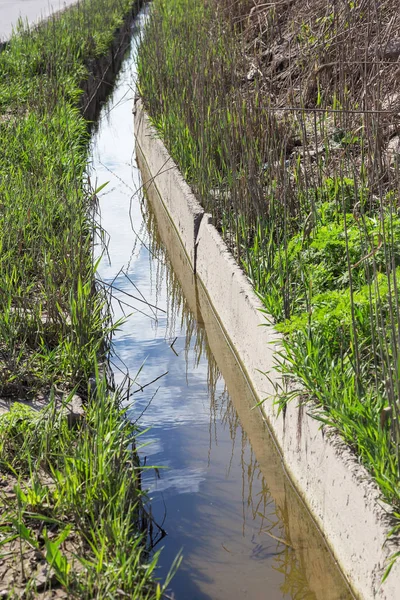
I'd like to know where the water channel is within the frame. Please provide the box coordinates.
[91,8,353,600]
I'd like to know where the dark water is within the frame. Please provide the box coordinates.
[90,9,353,600]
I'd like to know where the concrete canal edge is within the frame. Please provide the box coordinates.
[134,97,400,600]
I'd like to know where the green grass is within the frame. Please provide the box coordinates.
[0,0,168,595]
[138,0,400,577]
[0,376,167,598]
[0,0,139,397]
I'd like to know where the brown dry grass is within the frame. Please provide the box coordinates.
[231,0,400,108]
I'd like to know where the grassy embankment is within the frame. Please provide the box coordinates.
[138,0,400,574]
[0,1,166,596]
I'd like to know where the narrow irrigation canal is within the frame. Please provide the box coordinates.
[91,9,353,600]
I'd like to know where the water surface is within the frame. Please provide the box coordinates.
[91,10,353,600]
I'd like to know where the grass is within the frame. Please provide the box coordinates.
[138,0,400,578]
[0,376,166,597]
[0,0,168,595]
[0,0,137,398]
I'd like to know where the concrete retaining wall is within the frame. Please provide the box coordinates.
[134,106,203,267]
[81,4,141,124]
[137,144,353,599]
[134,97,400,600]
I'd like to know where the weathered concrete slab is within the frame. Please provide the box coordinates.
[0,0,77,42]
[134,99,204,269]
[137,145,203,323]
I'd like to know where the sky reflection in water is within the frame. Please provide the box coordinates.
[90,10,352,600]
